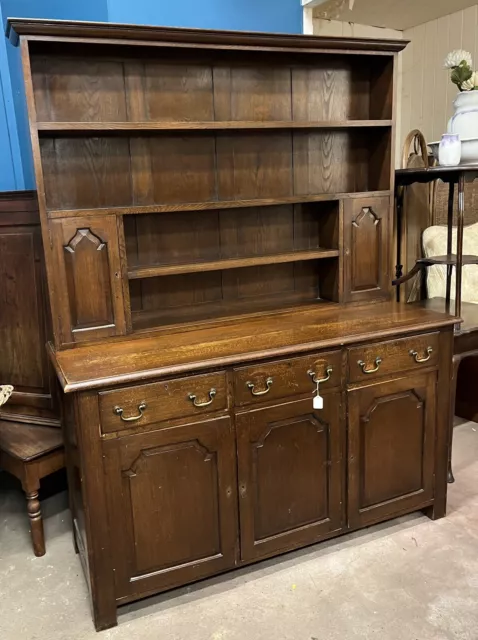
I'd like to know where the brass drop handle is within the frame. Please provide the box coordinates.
[409,347,433,363]
[189,388,216,407]
[246,377,273,396]
[308,366,333,384]
[357,357,382,374]
[113,402,147,422]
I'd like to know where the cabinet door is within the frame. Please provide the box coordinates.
[348,372,436,528]
[103,416,238,599]
[236,394,345,562]
[49,216,130,346]
[343,197,391,303]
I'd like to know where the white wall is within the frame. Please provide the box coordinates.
[310,16,403,40]
[400,5,478,154]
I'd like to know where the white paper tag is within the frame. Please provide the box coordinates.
[313,394,323,410]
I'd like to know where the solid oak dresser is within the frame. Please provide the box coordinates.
[8,18,456,631]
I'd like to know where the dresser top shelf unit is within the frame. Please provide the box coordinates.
[9,18,406,349]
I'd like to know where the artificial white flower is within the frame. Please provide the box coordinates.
[444,49,473,69]
[461,70,478,90]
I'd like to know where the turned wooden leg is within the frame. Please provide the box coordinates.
[448,355,461,484]
[26,490,45,557]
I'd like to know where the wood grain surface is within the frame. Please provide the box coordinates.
[49,302,457,392]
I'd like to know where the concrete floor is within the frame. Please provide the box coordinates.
[1,420,478,640]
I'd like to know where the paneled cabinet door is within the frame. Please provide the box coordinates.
[102,416,238,600]
[0,202,58,425]
[348,372,437,528]
[343,197,391,303]
[49,216,130,346]
[236,394,345,562]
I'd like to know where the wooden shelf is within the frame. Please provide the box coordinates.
[394,254,478,287]
[416,254,478,266]
[132,293,331,333]
[128,248,339,280]
[48,191,391,219]
[37,120,393,133]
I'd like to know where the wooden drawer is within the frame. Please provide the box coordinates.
[234,351,342,407]
[347,333,439,384]
[99,372,227,434]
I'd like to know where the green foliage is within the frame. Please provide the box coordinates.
[451,61,473,91]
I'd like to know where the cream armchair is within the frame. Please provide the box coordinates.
[0,385,13,406]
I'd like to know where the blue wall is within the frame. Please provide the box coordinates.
[107,0,302,34]
[1,0,109,189]
[0,0,302,192]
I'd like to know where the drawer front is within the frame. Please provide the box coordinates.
[348,333,439,384]
[99,372,227,433]
[234,351,342,407]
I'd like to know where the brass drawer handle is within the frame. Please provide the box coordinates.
[113,402,147,422]
[409,347,433,363]
[308,366,333,384]
[189,388,216,407]
[246,377,273,396]
[357,357,382,374]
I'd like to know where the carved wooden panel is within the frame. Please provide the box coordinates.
[103,416,238,599]
[64,228,113,330]
[351,207,381,291]
[124,440,220,574]
[236,394,345,561]
[253,413,328,539]
[343,197,391,303]
[0,191,58,425]
[0,227,45,389]
[50,216,129,345]
[348,372,437,528]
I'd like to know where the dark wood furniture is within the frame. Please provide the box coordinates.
[0,190,59,426]
[8,19,457,631]
[0,190,63,556]
[394,165,478,482]
[0,420,64,556]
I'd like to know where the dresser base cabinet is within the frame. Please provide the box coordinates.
[60,319,455,631]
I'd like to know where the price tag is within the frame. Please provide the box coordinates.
[313,381,323,410]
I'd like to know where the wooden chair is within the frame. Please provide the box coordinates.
[0,419,65,556]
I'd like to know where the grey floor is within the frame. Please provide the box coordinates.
[1,420,478,640]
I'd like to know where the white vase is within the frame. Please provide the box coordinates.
[439,133,461,166]
[447,91,478,138]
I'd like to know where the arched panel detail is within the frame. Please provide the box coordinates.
[63,227,114,330]
[352,206,380,227]
[124,439,213,478]
[254,413,327,449]
[351,206,382,292]
[361,389,424,424]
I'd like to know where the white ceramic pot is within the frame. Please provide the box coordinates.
[429,137,478,164]
[447,91,478,138]
[438,133,461,166]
